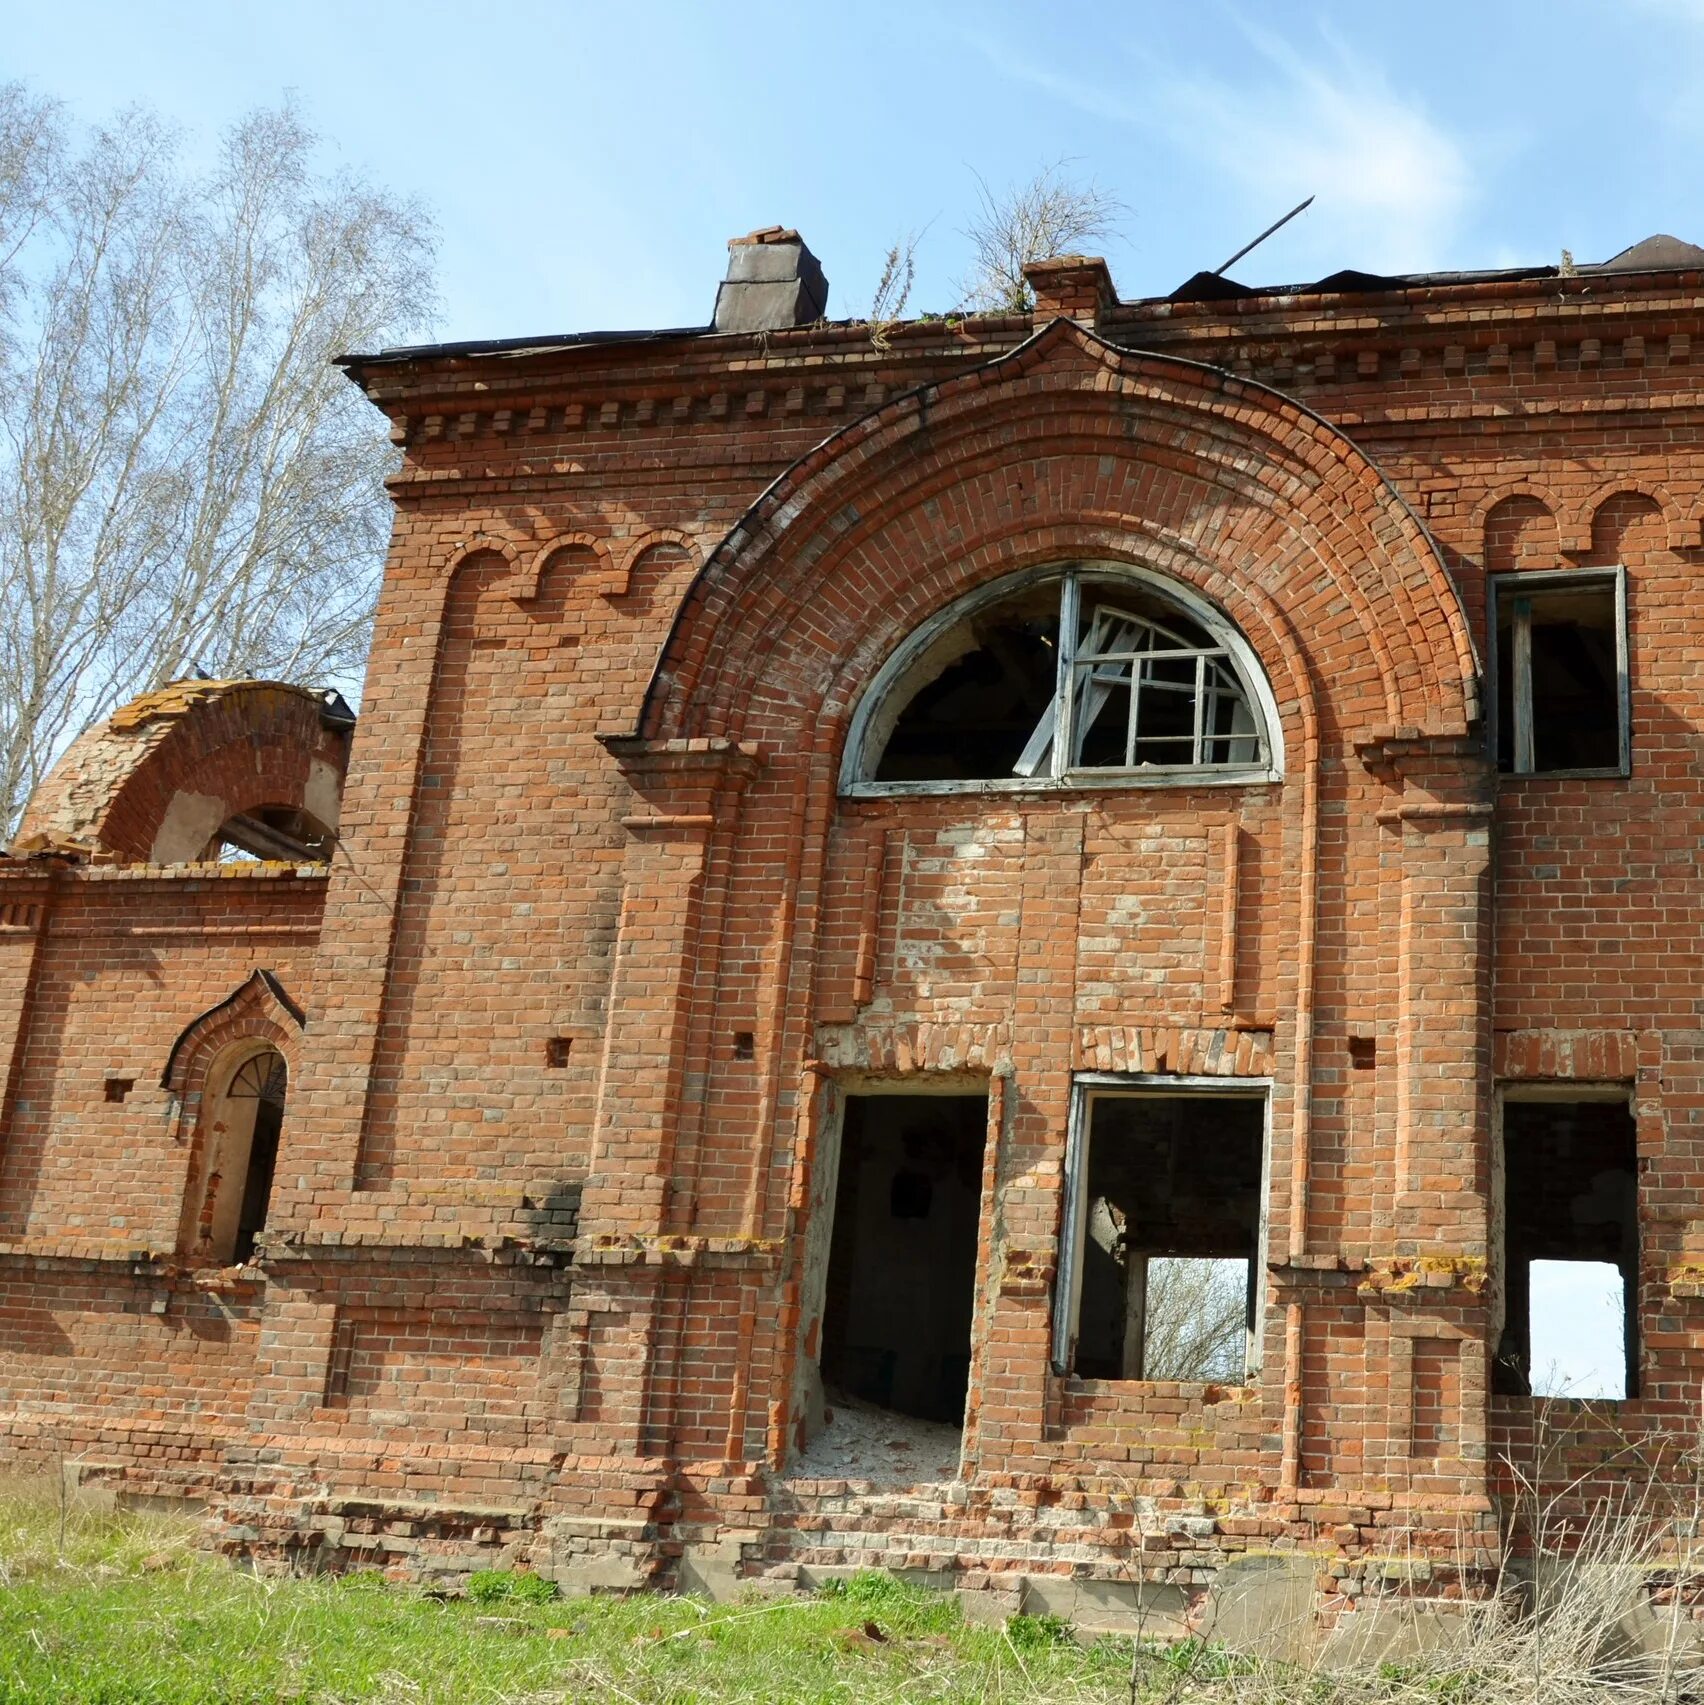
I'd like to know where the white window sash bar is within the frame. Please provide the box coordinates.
[1015,574,1265,778]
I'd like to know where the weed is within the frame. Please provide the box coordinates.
[1006,1610,1075,1650]
[467,1568,558,1606]
[9,1462,1704,1702]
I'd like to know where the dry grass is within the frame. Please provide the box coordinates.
[0,1472,201,1585]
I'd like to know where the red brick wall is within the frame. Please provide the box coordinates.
[0,870,322,1248]
[5,265,1704,1587]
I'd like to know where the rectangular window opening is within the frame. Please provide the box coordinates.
[1492,570,1627,775]
[1497,1094,1638,1400]
[802,1093,988,1484]
[1060,1088,1265,1384]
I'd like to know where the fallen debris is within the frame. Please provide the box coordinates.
[789,1388,962,1485]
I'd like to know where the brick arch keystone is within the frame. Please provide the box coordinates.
[636,318,1477,747]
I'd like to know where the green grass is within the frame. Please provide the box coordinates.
[23,1479,1625,1703]
[0,1482,1166,1703]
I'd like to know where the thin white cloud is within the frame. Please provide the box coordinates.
[974,19,1475,278]
[1627,0,1704,22]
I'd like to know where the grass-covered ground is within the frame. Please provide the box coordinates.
[0,1480,1213,1704]
[6,1476,1696,1702]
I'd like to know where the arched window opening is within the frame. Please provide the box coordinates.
[200,805,334,864]
[188,1047,287,1265]
[845,567,1277,792]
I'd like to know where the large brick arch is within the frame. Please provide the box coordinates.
[639,320,1477,752]
[15,680,353,864]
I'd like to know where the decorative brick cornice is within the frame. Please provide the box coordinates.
[570,1233,782,1269]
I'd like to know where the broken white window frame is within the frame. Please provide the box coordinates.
[1486,566,1630,779]
[1051,1073,1272,1386]
[1491,1078,1640,1403]
[839,562,1283,797]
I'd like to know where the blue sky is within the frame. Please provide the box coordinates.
[1529,1261,1627,1401]
[8,0,1704,344]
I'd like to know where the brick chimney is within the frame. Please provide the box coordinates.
[713,228,829,332]
[1022,254,1117,327]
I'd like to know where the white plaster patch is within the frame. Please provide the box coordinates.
[149,791,232,864]
[303,757,343,831]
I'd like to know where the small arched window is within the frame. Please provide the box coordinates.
[841,565,1280,793]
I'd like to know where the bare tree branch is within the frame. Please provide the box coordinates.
[958,159,1124,313]
[0,88,435,832]
[1139,1256,1248,1382]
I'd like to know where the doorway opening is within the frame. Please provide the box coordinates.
[804,1092,987,1481]
[184,1048,287,1265]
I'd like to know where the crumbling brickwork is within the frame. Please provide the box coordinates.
[5,234,1704,1624]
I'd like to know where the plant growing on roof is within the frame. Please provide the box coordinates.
[957,158,1124,313]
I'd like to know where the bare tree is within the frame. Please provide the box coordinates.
[1138,1256,1249,1382]
[0,89,435,833]
[958,159,1124,313]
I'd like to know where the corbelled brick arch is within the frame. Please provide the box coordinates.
[599,321,1489,1480]
[14,680,354,865]
[638,319,1479,753]
[160,968,306,1098]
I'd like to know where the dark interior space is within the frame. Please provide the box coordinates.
[1496,1095,1638,1398]
[819,1093,988,1423]
[1495,579,1621,772]
[233,1095,283,1264]
[1073,1093,1263,1382]
[225,1051,287,1265]
[873,584,1059,781]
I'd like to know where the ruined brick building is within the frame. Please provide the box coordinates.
[4,226,1704,1630]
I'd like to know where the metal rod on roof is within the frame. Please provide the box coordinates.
[1214,195,1315,277]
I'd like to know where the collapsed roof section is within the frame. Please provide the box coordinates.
[11,680,355,866]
